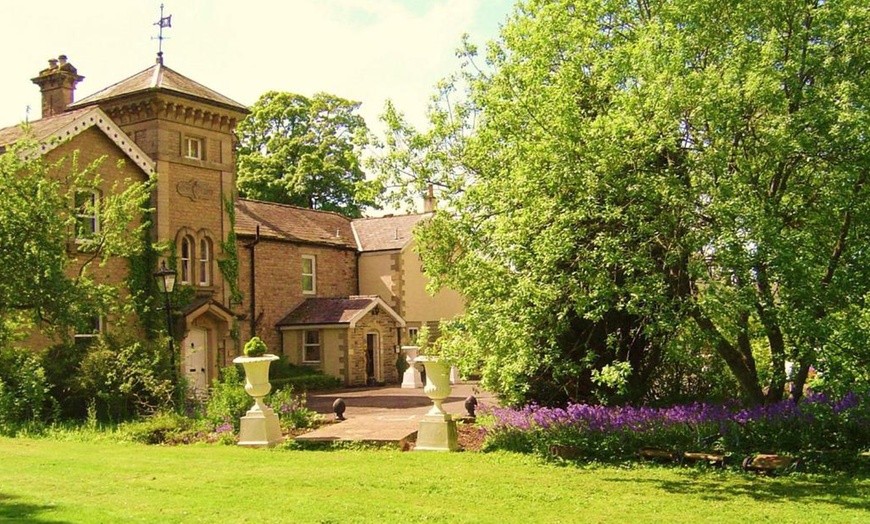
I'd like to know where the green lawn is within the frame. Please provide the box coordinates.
[1,438,868,523]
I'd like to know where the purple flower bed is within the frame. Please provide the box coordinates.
[482,391,870,467]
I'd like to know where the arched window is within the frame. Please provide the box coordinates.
[180,236,194,284]
[198,238,211,286]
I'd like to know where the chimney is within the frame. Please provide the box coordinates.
[31,55,84,118]
[423,184,437,213]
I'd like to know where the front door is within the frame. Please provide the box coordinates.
[366,333,380,384]
[182,328,209,397]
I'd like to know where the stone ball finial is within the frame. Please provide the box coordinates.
[333,398,347,421]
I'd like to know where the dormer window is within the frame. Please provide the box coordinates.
[184,136,203,160]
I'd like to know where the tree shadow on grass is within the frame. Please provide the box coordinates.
[601,472,870,512]
[0,493,72,524]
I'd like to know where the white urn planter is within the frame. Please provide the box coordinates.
[233,354,282,447]
[413,356,458,451]
[401,346,423,389]
[415,356,452,415]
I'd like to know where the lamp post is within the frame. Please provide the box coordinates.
[154,260,177,376]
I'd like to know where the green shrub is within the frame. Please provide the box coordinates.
[119,412,203,445]
[0,347,51,434]
[73,335,175,421]
[268,386,319,430]
[243,337,268,357]
[205,365,250,430]
[268,359,341,391]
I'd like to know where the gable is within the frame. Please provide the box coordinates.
[0,107,154,176]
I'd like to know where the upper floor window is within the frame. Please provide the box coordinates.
[184,136,203,160]
[303,330,321,363]
[74,314,103,346]
[74,190,100,242]
[180,236,194,284]
[198,238,211,286]
[302,255,316,295]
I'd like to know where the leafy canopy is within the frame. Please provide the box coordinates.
[376,0,870,406]
[236,91,381,217]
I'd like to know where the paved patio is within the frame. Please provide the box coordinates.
[297,382,496,444]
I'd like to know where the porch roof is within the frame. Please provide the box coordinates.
[276,295,404,329]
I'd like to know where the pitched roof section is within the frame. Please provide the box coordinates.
[0,107,93,147]
[69,63,247,113]
[351,213,432,252]
[0,106,155,175]
[276,296,404,328]
[235,198,356,249]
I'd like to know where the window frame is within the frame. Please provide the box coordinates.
[180,235,194,284]
[301,254,317,295]
[74,315,103,341]
[74,189,100,243]
[198,237,211,286]
[408,327,420,345]
[184,136,204,160]
[302,330,321,363]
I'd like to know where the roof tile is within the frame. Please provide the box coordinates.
[69,63,247,112]
[276,297,377,326]
[235,198,356,249]
[351,213,431,252]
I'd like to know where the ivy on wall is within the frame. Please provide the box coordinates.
[126,210,162,340]
[218,197,243,306]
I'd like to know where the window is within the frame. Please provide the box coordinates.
[408,327,420,345]
[74,315,103,345]
[198,238,211,286]
[303,330,321,363]
[301,255,316,294]
[74,190,100,242]
[184,136,203,160]
[180,236,193,284]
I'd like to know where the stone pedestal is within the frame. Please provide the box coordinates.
[401,345,423,389]
[415,413,458,452]
[238,400,282,447]
[449,366,460,384]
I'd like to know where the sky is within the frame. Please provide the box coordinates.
[0,0,516,136]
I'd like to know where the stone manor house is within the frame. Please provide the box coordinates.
[0,55,463,392]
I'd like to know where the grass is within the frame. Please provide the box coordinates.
[0,437,868,523]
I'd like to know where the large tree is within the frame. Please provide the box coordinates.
[236,91,380,217]
[375,0,870,405]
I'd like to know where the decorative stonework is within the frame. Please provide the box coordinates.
[177,179,215,201]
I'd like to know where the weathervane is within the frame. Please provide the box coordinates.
[153,3,172,65]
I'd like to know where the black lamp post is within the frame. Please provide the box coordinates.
[154,260,177,375]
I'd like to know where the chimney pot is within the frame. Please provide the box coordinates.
[423,183,437,213]
[31,55,84,118]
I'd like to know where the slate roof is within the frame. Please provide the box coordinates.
[69,63,248,113]
[234,198,356,249]
[351,213,432,252]
[0,107,97,148]
[275,296,379,327]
